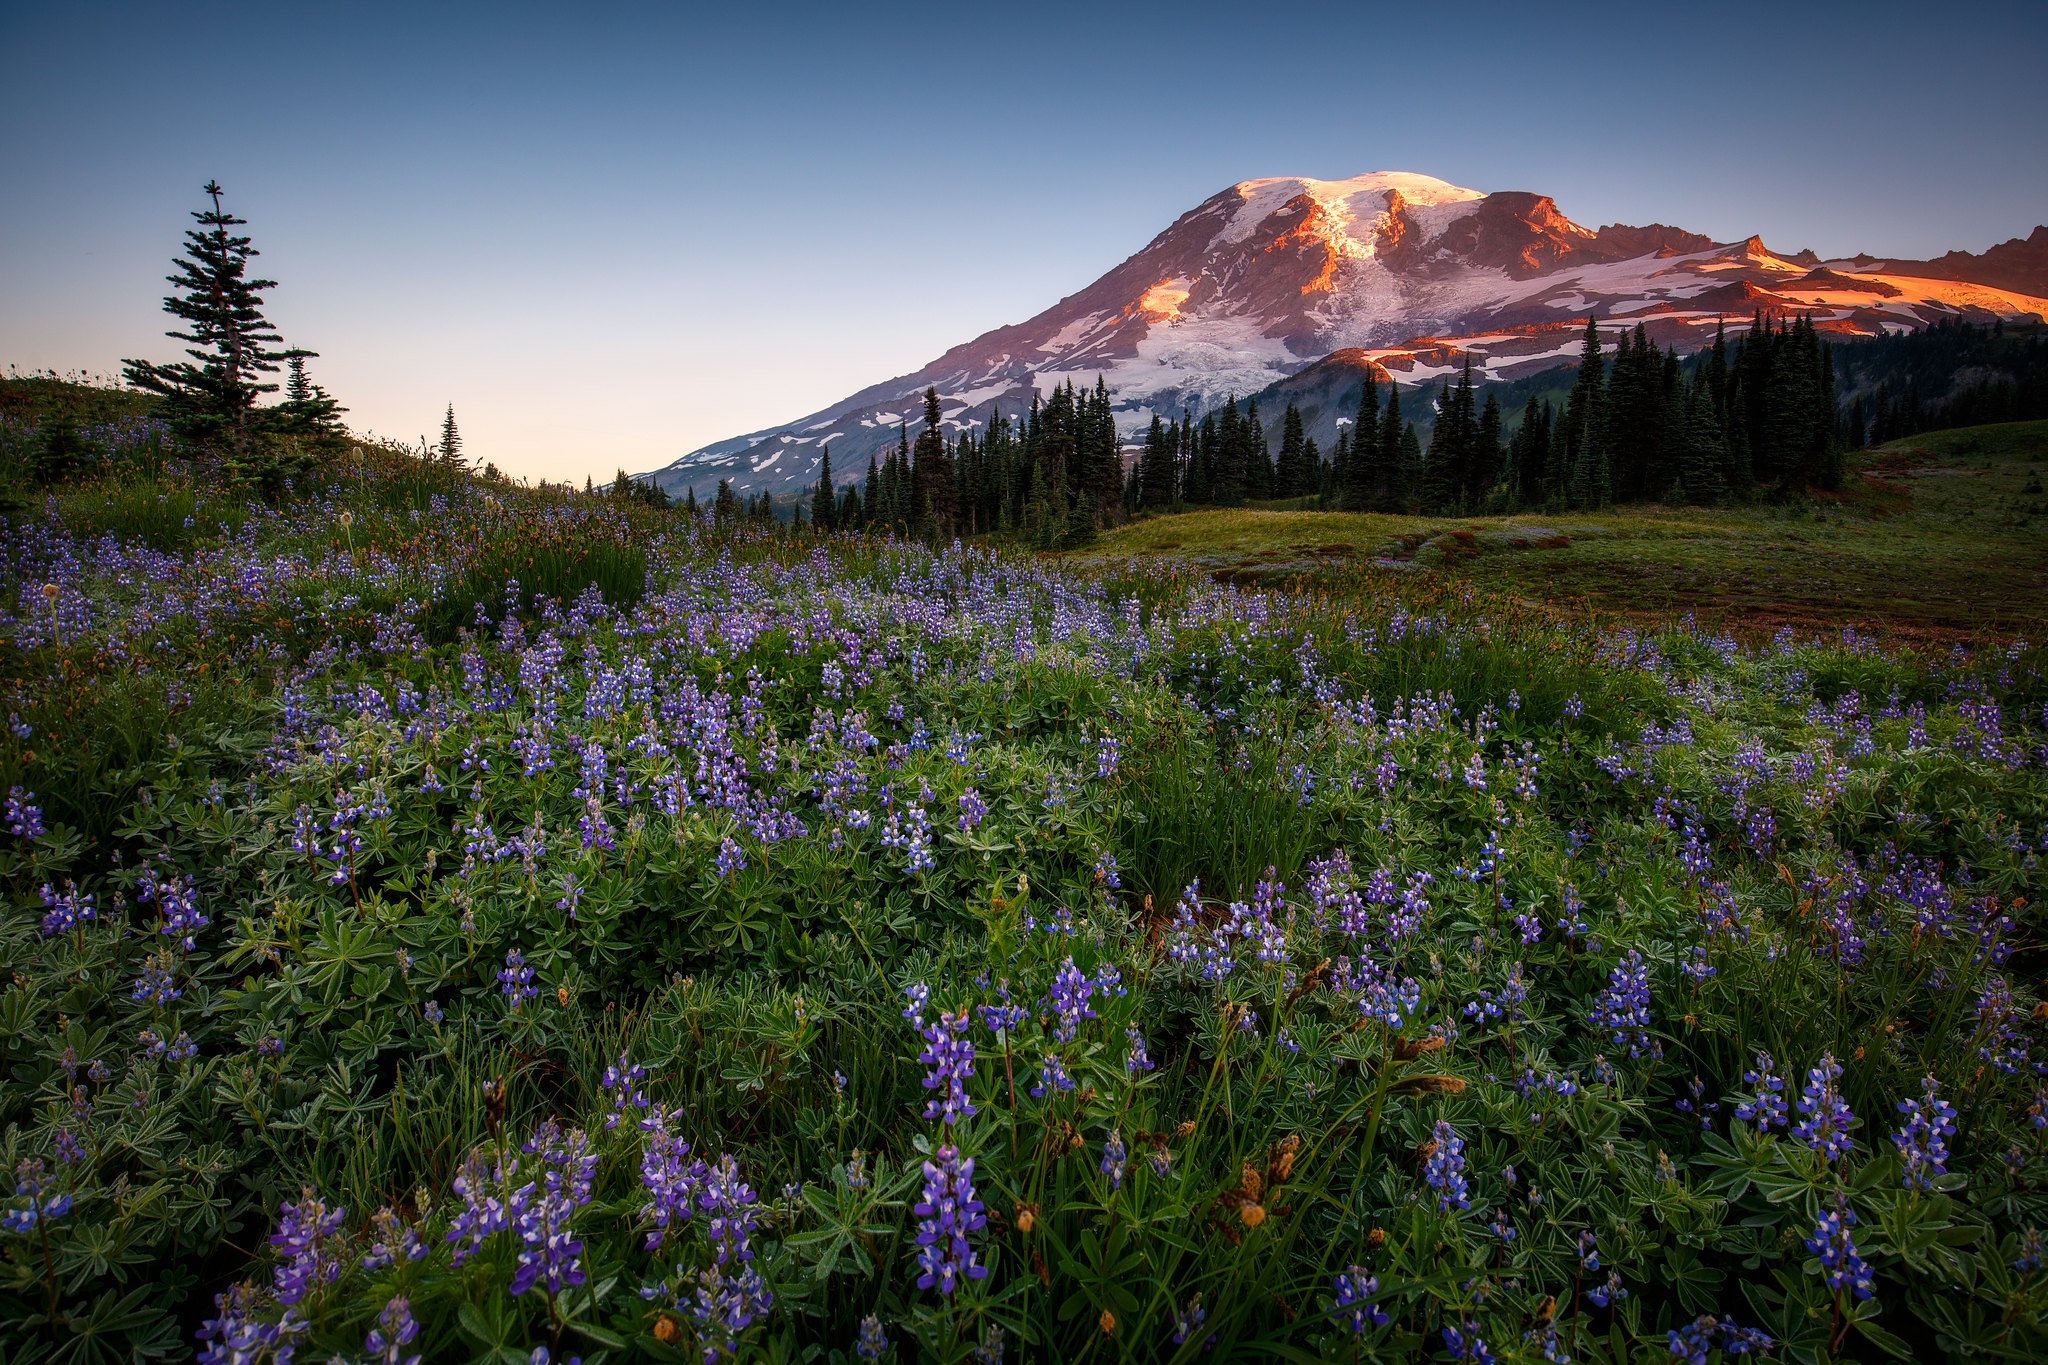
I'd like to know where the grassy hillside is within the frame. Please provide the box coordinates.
[1079,421,2048,641]
[2,393,2044,1363]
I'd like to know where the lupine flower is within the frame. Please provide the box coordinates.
[361,1206,426,1270]
[2,1158,73,1233]
[2015,1228,2042,1272]
[639,1109,709,1250]
[912,1145,986,1295]
[698,1153,759,1266]
[1734,1052,1788,1130]
[5,787,44,840]
[509,1121,598,1297]
[269,1188,346,1305]
[38,882,95,938]
[1893,1075,1957,1191]
[365,1296,422,1365]
[1588,948,1656,1059]
[918,1010,977,1127]
[603,1052,650,1130]
[447,1147,519,1265]
[1100,1130,1127,1190]
[957,788,987,830]
[132,950,183,1005]
[196,1284,307,1365]
[1047,957,1098,1042]
[498,949,539,1007]
[855,1314,889,1361]
[1587,1271,1629,1308]
[1425,1119,1469,1211]
[978,980,1029,1037]
[902,982,929,1030]
[1124,1025,1156,1074]
[1792,1053,1856,1162]
[1667,1314,1774,1363]
[687,1265,773,1361]
[1443,1321,1495,1363]
[1674,1074,1718,1132]
[1333,1267,1388,1332]
[1804,1204,1874,1300]
[974,1323,1007,1364]
[1030,1051,1074,1097]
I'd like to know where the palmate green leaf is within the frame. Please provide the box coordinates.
[1846,1295,1914,1360]
[45,1285,181,1365]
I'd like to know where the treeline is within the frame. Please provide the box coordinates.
[1839,319,2048,445]
[1123,314,1846,514]
[776,314,2035,537]
[799,382,1127,546]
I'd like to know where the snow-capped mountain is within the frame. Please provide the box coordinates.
[645,172,2048,501]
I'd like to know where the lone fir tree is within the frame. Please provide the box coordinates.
[440,405,462,465]
[123,181,290,463]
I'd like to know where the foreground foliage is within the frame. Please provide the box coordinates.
[1,448,2045,1364]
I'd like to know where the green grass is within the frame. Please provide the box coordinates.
[1082,422,2048,641]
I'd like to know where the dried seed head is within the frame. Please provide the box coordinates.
[1268,1134,1300,1184]
[1239,1201,1266,1228]
[1240,1162,1263,1202]
[1099,1309,1115,1335]
[557,985,571,1007]
[1014,1202,1037,1234]
[1175,1120,1196,1139]
[653,1314,682,1344]
[1367,1227,1386,1248]
[41,583,60,602]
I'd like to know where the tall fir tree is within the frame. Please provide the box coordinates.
[910,387,956,533]
[1275,403,1306,498]
[1473,391,1502,506]
[1342,377,1380,511]
[123,181,293,473]
[1376,383,1407,513]
[1559,319,1607,506]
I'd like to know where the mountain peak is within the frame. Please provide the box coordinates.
[644,176,2048,501]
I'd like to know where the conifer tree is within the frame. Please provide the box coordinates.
[1398,423,1424,507]
[714,478,738,523]
[1558,318,1606,505]
[275,350,348,451]
[1377,384,1407,513]
[1473,391,1502,506]
[1342,378,1380,511]
[1245,399,1269,500]
[863,454,881,524]
[124,181,292,466]
[910,387,956,534]
[1275,404,1306,498]
[438,405,462,465]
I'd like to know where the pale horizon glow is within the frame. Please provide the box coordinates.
[2,1,2043,484]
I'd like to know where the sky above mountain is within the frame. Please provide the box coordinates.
[4,0,2045,484]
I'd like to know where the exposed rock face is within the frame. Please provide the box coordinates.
[646,172,2048,502]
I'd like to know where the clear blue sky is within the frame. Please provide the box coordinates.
[4,0,2044,482]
